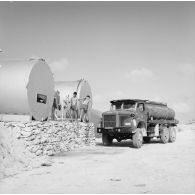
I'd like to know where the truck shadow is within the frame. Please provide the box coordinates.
[55,139,164,158]
[96,138,163,148]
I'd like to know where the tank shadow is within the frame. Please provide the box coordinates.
[54,148,123,157]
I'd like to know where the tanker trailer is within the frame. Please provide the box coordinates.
[55,79,92,120]
[145,101,175,120]
[0,59,54,121]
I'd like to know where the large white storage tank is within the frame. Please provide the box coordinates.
[55,79,92,118]
[0,59,55,121]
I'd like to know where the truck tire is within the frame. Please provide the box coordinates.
[143,137,151,143]
[169,127,176,143]
[132,128,143,148]
[102,133,113,146]
[160,127,169,143]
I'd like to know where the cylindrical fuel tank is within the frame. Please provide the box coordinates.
[0,59,55,121]
[145,101,175,120]
[55,79,92,117]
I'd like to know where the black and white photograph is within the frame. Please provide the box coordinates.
[0,1,195,194]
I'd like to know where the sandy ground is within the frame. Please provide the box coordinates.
[0,125,195,194]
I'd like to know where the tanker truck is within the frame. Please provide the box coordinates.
[97,99,179,148]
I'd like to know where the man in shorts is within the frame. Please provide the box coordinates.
[63,95,71,119]
[70,92,78,120]
[79,95,92,122]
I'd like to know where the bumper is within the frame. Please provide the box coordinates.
[97,126,135,134]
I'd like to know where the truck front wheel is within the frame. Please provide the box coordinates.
[169,127,176,142]
[102,133,113,146]
[132,128,143,148]
[160,127,169,143]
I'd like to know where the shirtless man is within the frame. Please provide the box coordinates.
[63,95,71,119]
[79,95,92,122]
[70,92,78,120]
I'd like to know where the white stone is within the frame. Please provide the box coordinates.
[36,150,42,156]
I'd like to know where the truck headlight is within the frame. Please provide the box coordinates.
[124,122,131,126]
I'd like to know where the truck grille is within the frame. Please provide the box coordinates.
[104,115,116,127]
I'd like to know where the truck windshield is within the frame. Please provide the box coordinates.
[111,103,122,110]
[123,102,136,109]
[111,101,136,110]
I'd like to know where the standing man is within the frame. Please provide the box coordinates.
[79,95,92,122]
[51,90,61,120]
[56,90,61,111]
[70,92,78,120]
[51,91,58,120]
[63,95,71,119]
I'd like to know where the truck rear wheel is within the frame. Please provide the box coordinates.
[160,127,169,143]
[143,137,151,143]
[132,128,143,148]
[102,133,113,146]
[169,127,176,142]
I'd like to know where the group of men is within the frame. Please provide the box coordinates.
[51,91,92,122]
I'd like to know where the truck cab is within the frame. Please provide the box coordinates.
[97,99,178,148]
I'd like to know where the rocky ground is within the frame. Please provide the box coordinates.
[0,121,95,179]
[0,124,195,193]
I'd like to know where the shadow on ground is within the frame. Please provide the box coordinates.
[96,138,163,148]
[54,138,164,158]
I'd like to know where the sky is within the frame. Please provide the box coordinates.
[0,1,195,123]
